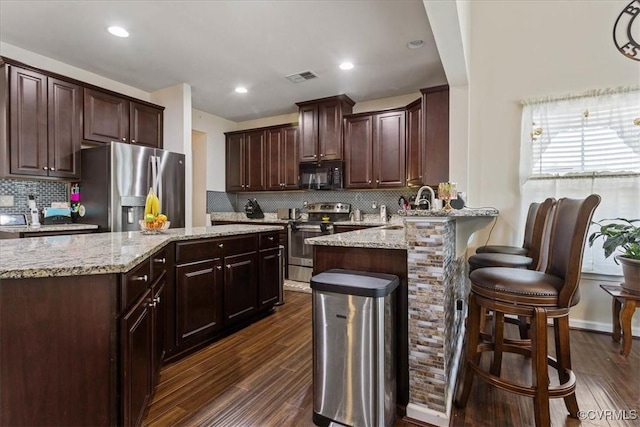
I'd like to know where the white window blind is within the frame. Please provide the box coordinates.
[520,88,640,275]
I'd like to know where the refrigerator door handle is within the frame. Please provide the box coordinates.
[156,156,163,213]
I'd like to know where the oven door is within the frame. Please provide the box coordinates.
[288,224,333,267]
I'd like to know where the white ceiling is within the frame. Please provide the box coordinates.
[0,0,447,122]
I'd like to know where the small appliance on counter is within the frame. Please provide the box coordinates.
[28,195,40,227]
[42,206,73,225]
[244,198,265,219]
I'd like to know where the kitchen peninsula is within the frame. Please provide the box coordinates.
[306,208,498,427]
[0,224,283,426]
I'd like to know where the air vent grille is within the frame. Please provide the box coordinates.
[285,70,318,83]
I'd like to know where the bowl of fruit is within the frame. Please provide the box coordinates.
[140,188,169,234]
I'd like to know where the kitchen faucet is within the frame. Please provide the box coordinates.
[416,185,436,210]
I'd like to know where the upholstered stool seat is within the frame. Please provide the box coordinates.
[476,245,529,255]
[455,195,601,427]
[468,253,533,270]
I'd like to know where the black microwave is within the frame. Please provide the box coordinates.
[299,161,344,190]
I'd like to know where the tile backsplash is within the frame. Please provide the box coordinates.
[207,188,424,214]
[0,179,68,215]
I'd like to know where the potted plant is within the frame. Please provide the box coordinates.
[589,218,640,295]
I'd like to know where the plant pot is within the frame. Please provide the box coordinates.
[617,255,640,296]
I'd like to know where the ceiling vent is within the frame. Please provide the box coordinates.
[285,70,318,83]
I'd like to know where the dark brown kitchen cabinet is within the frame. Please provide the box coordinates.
[225,129,266,192]
[421,85,449,185]
[266,125,299,190]
[1,64,81,180]
[344,108,406,189]
[84,88,163,148]
[224,251,258,324]
[405,98,422,187]
[175,258,224,346]
[258,247,281,309]
[296,94,354,162]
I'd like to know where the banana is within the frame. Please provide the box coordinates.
[145,188,156,216]
[152,194,160,216]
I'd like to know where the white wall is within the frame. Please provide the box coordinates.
[352,93,421,113]
[236,112,297,131]
[192,109,237,191]
[0,42,150,100]
[464,0,640,334]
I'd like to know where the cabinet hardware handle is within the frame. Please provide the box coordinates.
[368,180,371,184]
[122,138,127,142]
[376,179,379,184]
[268,236,274,241]
[132,139,136,143]
[226,264,232,269]
[419,175,422,178]
[43,166,49,170]
[320,153,324,157]
[313,154,317,158]
[50,167,55,171]
[153,257,166,264]
[154,296,161,304]
[218,243,224,248]
[216,265,222,270]
[133,274,148,282]
[148,301,156,308]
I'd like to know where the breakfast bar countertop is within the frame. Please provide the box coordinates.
[0,223,99,233]
[0,224,282,279]
[306,225,406,250]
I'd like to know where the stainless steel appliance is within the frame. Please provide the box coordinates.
[299,161,344,190]
[288,202,350,282]
[80,142,185,232]
[311,269,399,427]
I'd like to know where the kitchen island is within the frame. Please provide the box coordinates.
[306,208,498,426]
[0,224,283,427]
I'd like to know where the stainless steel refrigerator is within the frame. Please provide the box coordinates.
[80,142,185,232]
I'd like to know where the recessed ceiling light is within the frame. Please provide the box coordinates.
[339,62,354,70]
[108,26,129,38]
[235,87,248,94]
[407,40,424,49]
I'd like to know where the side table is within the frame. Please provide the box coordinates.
[600,284,640,356]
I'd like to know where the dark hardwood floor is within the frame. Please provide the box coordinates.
[142,291,639,427]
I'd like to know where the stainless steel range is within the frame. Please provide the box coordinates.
[288,202,350,282]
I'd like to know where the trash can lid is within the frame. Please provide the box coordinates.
[310,269,399,297]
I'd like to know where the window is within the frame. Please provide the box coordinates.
[520,88,640,275]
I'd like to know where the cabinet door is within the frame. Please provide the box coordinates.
[84,88,130,144]
[406,100,422,187]
[130,101,163,148]
[120,288,153,427]
[344,115,373,189]
[298,104,318,162]
[175,259,224,346]
[423,86,449,185]
[244,130,266,191]
[225,133,245,192]
[47,77,81,179]
[258,247,280,309]
[281,126,299,189]
[266,128,283,191]
[318,99,344,160]
[374,111,406,188]
[9,66,48,176]
[224,251,258,324]
[151,276,166,381]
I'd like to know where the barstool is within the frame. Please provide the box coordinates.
[454,195,601,427]
[475,201,543,256]
[469,198,555,272]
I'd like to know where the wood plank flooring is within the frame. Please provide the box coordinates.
[142,291,639,427]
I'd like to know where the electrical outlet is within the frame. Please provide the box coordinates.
[0,195,14,207]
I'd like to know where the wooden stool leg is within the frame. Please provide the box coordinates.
[612,297,622,342]
[554,317,578,418]
[490,311,505,376]
[531,307,551,427]
[620,300,636,357]
[455,293,482,408]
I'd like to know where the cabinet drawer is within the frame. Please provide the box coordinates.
[150,246,168,283]
[175,235,257,264]
[259,231,279,250]
[121,259,151,310]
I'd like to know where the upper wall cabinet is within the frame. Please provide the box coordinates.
[84,88,164,148]
[0,63,82,180]
[266,125,298,190]
[421,85,449,186]
[344,109,406,189]
[296,95,354,163]
[225,129,266,192]
[405,98,423,187]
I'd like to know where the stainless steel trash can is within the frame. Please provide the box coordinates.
[311,269,399,427]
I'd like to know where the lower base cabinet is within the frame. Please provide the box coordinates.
[259,247,281,309]
[224,252,258,324]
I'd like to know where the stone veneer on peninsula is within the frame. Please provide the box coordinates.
[306,207,498,426]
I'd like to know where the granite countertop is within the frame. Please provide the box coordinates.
[0,224,282,279]
[0,223,99,233]
[209,212,403,227]
[305,224,406,250]
[399,207,499,217]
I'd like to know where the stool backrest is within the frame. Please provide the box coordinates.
[522,202,541,251]
[527,198,556,271]
[544,195,601,307]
